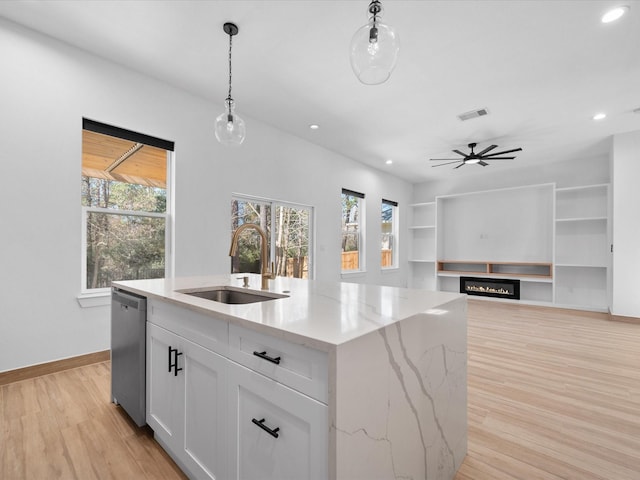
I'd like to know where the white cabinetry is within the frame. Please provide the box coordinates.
[147,322,227,480]
[146,298,328,480]
[409,183,611,311]
[554,184,610,309]
[408,202,436,289]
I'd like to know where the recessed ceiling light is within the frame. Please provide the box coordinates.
[593,112,607,120]
[385,159,393,165]
[602,5,629,23]
[309,124,320,130]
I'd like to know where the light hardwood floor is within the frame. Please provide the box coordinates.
[1,300,639,479]
[0,360,187,479]
[455,300,640,480]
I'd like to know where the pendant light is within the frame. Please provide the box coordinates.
[350,0,400,85]
[215,22,246,146]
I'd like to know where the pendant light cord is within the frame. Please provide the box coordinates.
[227,32,233,102]
[368,0,382,41]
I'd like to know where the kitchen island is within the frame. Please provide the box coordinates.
[113,274,467,480]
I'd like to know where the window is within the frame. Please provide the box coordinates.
[81,119,173,292]
[381,199,398,268]
[231,195,313,279]
[341,189,365,273]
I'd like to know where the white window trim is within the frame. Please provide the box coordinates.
[381,200,398,271]
[79,129,173,307]
[341,192,366,275]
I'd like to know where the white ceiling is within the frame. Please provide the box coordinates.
[1,0,639,183]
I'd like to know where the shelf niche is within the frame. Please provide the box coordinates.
[438,261,552,279]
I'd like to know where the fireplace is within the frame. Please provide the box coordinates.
[460,276,521,300]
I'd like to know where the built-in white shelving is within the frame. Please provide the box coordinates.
[408,183,611,311]
[408,203,436,288]
[553,184,610,310]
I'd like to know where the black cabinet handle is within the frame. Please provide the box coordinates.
[253,350,281,365]
[174,351,183,376]
[252,418,280,438]
[168,346,183,376]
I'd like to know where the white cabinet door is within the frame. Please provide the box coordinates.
[147,322,228,480]
[228,361,328,480]
[147,322,183,452]
[182,336,228,480]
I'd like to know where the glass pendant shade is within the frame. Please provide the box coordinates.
[350,16,399,85]
[215,99,246,146]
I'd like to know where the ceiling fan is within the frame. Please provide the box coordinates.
[430,142,522,168]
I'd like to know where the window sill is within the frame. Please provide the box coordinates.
[77,291,110,308]
[341,270,367,279]
[381,267,400,274]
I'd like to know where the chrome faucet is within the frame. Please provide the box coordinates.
[229,223,275,290]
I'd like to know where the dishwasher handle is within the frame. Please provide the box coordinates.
[112,289,146,311]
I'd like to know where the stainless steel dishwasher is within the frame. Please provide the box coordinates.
[111,287,147,426]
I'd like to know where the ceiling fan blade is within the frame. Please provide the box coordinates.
[478,160,489,166]
[452,149,468,157]
[482,147,522,157]
[477,145,498,156]
[481,156,516,160]
[430,158,462,161]
[431,160,463,167]
[454,162,465,169]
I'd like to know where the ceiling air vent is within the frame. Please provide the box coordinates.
[458,108,489,121]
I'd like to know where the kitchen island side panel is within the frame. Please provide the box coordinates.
[331,297,467,480]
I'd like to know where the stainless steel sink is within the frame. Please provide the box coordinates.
[177,286,288,305]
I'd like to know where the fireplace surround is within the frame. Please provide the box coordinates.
[460,276,521,300]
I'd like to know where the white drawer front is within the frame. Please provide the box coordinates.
[228,324,328,404]
[228,361,328,480]
[148,298,228,355]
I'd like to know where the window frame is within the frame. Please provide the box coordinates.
[79,119,174,298]
[341,188,366,275]
[80,206,168,295]
[231,194,315,280]
[381,198,399,270]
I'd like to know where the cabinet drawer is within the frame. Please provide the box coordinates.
[148,298,228,355]
[228,361,328,480]
[228,324,328,404]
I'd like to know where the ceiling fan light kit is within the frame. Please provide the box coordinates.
[350,0,400,85]
[215,22,246,146]
[430,143,523,169]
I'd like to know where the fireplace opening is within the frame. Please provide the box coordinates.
[460,276,521,300]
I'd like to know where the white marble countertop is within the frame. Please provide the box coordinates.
[113,274,464,351]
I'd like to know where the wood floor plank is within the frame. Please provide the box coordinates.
[60,423,101,480]
[21,409,76,479]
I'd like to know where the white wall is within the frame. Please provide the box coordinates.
[413,154,610,201]
[611,130,640,318]
[0,18,411,372]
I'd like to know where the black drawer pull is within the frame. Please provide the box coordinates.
[253,350,281,365]
[252,418,280,438]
